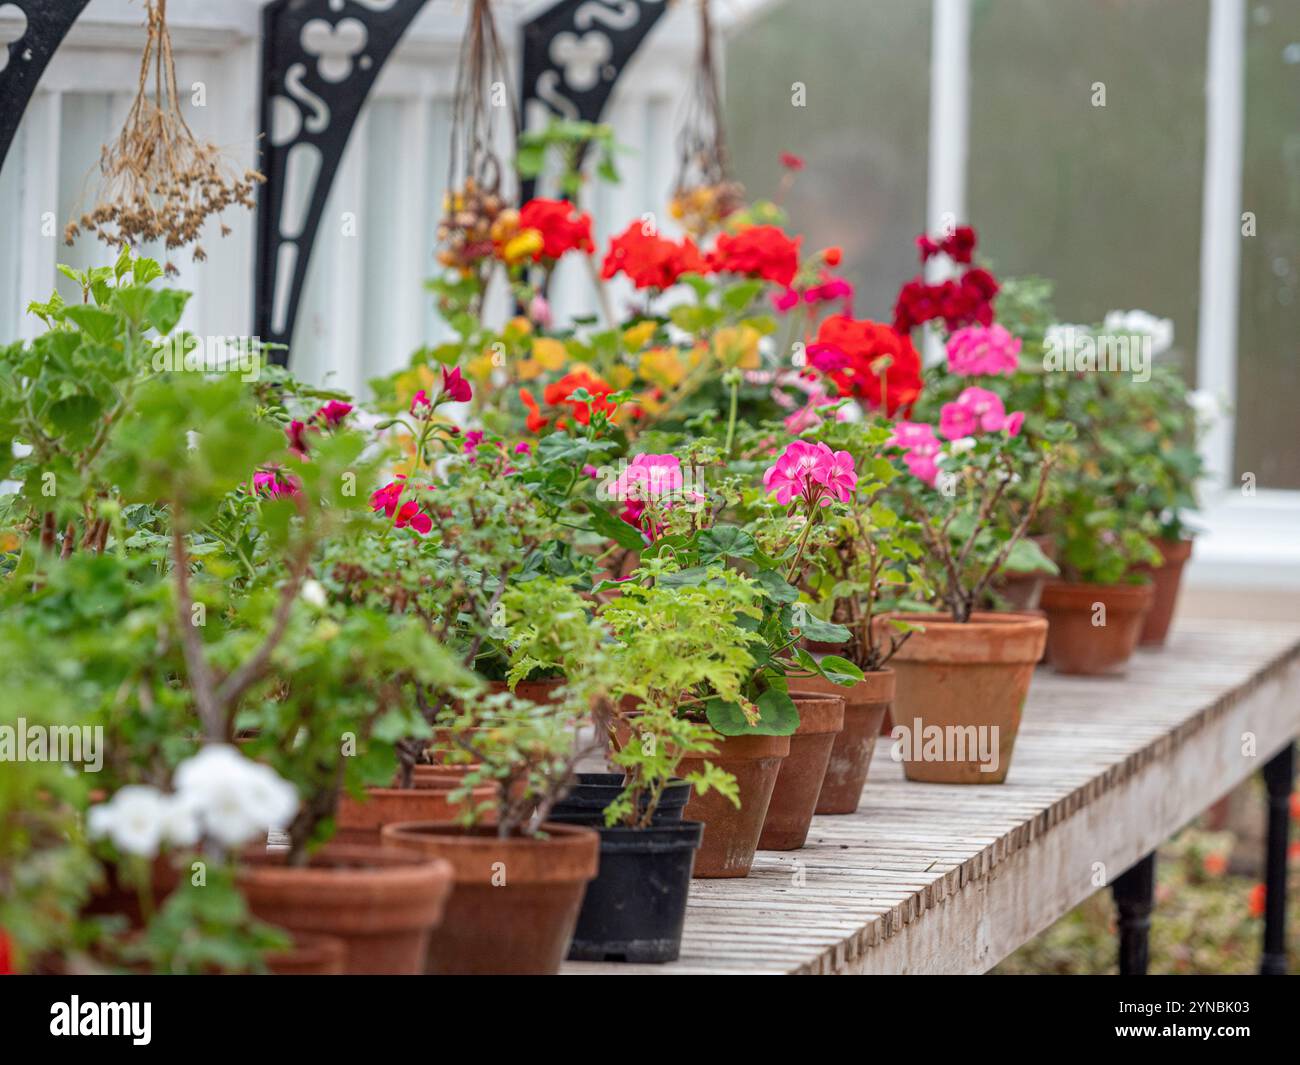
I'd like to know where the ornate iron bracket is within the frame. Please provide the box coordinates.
[254,0,435,361]
[518,0,668,202]
[0,0,94,171]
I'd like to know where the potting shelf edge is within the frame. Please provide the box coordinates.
[561,620,1300,975]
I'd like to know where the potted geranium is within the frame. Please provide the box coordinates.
[878,386,1066,783]
[787,417,930,812]
[379,677,602,976]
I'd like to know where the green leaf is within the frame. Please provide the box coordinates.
[753,567,799,605]
[147,289,191,335]
[587,504,646,551]
[696,525,756,564]
[795,613,851,643]
[62,305,118,345]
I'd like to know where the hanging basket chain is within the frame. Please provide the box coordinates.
[64,0,264,274]
[670,0,745,237]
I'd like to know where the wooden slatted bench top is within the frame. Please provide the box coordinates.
[562,619,1300,975]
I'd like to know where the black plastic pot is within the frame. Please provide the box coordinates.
[566,821,703,964]
[550,773,690,827]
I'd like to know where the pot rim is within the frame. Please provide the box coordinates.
[237,842,452,890]
[1041,579,1155,606]
[787,690,846,734]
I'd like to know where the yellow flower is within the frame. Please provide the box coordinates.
[502,228,543,265]
[608,365,636,390]
[466,351,496,382]
[505,316,533,341]
[714,325,761,369]
[531,337,568,371]
[638,347,687,389]
[622,320,657,352]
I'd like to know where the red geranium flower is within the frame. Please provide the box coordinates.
[812,314,922,416]
[779,152,805,171]
[708,224,801,287]
[518,198,594,261]
[601,221,708,289]
[543,369,618,427]
[1248,882,1267,919]
[0,927,11,974]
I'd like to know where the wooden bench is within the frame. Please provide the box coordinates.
[563,620,1300,974]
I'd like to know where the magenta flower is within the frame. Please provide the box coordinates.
[463,429,484,458]
[807,343,851,374]
[285,420,309,457]
[945,324,1021,376]
[772,288,801,313]
[394,499,433,535]
[252,468,300,499]
[370,478,405,518]
[316,400,353,426]
[514,441,531,455]
[763,440,856,508]
[441,366,473,404]
[410,390,432,415]
[939,402,978,441]
[610,453,684,503]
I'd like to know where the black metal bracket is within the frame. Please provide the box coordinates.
[1112,852,1156,975]
[253,0,436,361]
[1260,740,1294,975]
[0,0,94,170]
[518,0,669,203]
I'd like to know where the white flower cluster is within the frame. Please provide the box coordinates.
[87,745,298,858]
[1102,309,1174,357]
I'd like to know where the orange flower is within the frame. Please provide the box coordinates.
[520,389,549,432]
[1248,882,1267,919]
[1202,852,1228,877]
[543,369,617,426]
[823,246,842,267]
[812,314,923,416]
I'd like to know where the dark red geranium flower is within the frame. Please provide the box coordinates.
[708,224,801,287]
[518,197,594,260]
[601,222,708,289]
[812,314,922,416]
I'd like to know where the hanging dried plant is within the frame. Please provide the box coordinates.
[670,0,745,238]
[436,0,519,277]
[64,0,263,274]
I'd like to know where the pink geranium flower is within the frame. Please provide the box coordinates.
[316,400,353,426]
[410,390,431,415]
[886,421,942,486]
[252,468,300,499]
[763,440,856,508]
[370,478,406,518]
[940,386,1025,439]
[945,324,1021,376]
[610,453,684,503]
[285,420,309,457]
[441,366,472,404]
[394,499,433,535]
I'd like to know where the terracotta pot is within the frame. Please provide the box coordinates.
[336,784,496,845]
[380,822,599,975]
[237,843,453,975]
[1040,581,1154,676]
[795,670,894,814]
[879,611,1047,785]
[409,762,479,788]
[487,678,565,703]
[1134,538,1192,647]
[757,693,844,850]
[265,932,346,975]
[678,731,790,877]
[989,533,1057,612]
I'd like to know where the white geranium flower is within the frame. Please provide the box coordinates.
[1103,309,1174,356]
[87,785,171,858]
[174,744,299,847]
[948,436,977,454]
[300,579,327,608]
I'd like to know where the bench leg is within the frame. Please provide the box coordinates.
[1260,740,1294,976]
[1113,852,1156,975]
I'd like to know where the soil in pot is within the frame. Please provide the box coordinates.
[757,693,844,849]
[566,821,703,963]
[380,821,599,975]
[1040,580,1154,675]
[1134,538,1193,647]
[794,670,894,814]
[677,732,790,877]
[237,843,453,975]
[335,783,497,844]
[878,611,1047,785]
[265,931,346,975]
[549,773,690,827]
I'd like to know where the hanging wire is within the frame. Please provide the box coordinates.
[64,0,263,273]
